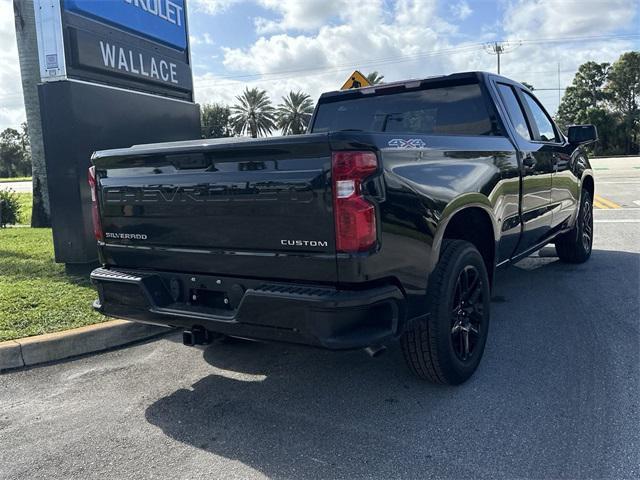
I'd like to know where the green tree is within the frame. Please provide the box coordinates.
[201,103,233,138]
[0,189,21,226]
[230,87,276,138]
[0,127,31,178]
[365,71,384,85]
[276,91,314,135]
[557,61,610,129]
[581,107,623,155]
[19,122,30,152]
[557,52,640,155]
[606,51,640,154]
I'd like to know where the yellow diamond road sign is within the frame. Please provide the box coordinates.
[341,70,371,90]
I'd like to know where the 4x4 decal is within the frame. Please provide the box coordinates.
[387,138,427,149]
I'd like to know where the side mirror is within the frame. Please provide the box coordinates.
[568,124,598,145]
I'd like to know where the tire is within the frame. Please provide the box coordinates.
[401,240,491,385]
[555,189,593,264]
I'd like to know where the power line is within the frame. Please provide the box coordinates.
[197,32,639,87]
[516,32,640,45]
[203,44,483,82]
[483,41,520,74]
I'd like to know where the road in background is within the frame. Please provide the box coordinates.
[591,157,640,212]
[0,180,32,193]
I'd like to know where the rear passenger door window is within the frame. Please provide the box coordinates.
[521,91,559,143]
[496,83,532,140]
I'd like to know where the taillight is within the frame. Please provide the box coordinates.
[88,165,103,241]
[332,151,378,253]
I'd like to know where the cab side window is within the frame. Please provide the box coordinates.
[521,91,559,142]
[496,83,532,141]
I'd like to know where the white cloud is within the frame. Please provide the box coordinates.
[208,0,638,118]
[194,70,339,109]
[503,0,637,38]
[254,0,347,34]
[450,1,472,20]
[223,0,454,78]
[190,32,215,45]
[190,0,243,15]
[194,72,247,106]
[0,1,26,131]
[496,0,639,113]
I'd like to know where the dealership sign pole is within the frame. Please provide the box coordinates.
[28,0,200,268]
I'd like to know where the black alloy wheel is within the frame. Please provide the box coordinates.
[450,265,484,362]
[581,197,593,254]
[556,189,593,264]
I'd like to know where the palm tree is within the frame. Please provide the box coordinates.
[230,87,276,138]
[365,71,385,85]
[276,91,315,135]
[14,0,51,227]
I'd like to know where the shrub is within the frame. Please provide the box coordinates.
[0,189,21,227]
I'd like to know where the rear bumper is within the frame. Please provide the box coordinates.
[90,267,405,350]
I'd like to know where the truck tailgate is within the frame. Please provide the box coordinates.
[92,134,338,282]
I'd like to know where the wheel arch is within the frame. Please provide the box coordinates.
[430,195,499,286]
[581,173,594,198]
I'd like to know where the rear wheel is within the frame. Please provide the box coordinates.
[400,240,491,385]
[555,189,593,264]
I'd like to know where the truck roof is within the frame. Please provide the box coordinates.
[319,71,520,101]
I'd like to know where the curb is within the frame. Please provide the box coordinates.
[0,320,171,372]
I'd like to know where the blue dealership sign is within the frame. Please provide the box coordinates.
[64,0,187,50]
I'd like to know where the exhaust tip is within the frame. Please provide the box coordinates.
[183,330,196,346]
[364,344,387,358]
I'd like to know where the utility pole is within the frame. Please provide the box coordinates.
[557,62,561,106]
[484,41,520,74]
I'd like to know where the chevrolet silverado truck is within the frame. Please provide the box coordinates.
[89,72,597,384]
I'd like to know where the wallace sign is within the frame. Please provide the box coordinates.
[36,0,193,100]
[68,28,193,92]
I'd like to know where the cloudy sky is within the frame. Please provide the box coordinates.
[1,0,638,131]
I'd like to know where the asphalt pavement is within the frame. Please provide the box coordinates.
[0,158,638,479]
[0,181,31,193]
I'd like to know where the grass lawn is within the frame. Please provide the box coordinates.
[0,228,107,341]
[0,176,31,183]
[16,192,32,225]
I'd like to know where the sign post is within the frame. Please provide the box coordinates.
[30,0,200,268]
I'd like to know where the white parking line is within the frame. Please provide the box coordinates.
[596,181,640,184]
[634,200,640,207]
[594,219,640,223]
[594,208,640,211]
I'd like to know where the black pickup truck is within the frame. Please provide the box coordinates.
[89,71,597,384]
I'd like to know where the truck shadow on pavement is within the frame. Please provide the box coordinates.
[145,248,639,480]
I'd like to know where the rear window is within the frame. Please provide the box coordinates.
[311,83,497,136]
